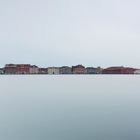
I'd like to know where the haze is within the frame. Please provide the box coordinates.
[0,0,140,68]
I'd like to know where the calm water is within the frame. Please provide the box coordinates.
[0,75,140,140]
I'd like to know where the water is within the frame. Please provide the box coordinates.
[0,75,140,140]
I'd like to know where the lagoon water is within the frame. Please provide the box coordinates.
[0,75,140,140]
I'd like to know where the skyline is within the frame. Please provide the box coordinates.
[0,0,140,67]
[1,63,140,69]
[2,63,138,74]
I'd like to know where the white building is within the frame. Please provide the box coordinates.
[48,67,60,74]
[29,65,39,74]
[134,69,140,74]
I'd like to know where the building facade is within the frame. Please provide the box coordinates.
[86,67,102,74]
[86,67,96,74]
[134,69,140,74]
[29,65,39,74]
[96,67,103,74]
[16,64,30,74]
[38,68,48,74]
[4,64,17,74]
[59,66,72,74]
[72,65,86,74]
[4,64,31,74]
[102,67,134,74]
[0,68,4,74]
[48,67,60,74]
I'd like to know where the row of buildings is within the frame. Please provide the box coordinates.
[0,64,140,74]
[1,64,102,74]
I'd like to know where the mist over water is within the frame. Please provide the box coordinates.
[0,75,140,140]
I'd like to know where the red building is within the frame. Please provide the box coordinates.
[4,64,30,74]
[16,64,30,74]
[72,65,86,74]
[102,67,135,74]
[4,64,17,74]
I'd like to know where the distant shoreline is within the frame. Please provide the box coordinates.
[0,64,140,74]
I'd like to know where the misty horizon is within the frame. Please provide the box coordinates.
[0,0,140,67]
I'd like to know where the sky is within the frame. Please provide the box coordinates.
[0,0,140,68]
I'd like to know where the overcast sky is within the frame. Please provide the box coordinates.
[0,0,140,68]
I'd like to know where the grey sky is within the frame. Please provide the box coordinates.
[0,0,140,68]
